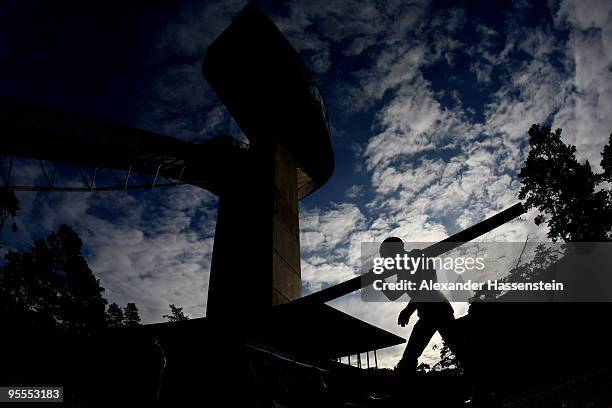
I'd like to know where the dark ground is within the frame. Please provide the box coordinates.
[2,303,612,407]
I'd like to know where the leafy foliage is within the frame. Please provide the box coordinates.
[163,303,189,322]
[432,341,461,372]
[106,302,125,328]
[0,188,20,248]
[601,134,612,183]
[471,243,564,302]
[518,125,612,241]
[123,302,142,327]
[0,224,141,333]
[0,224,107,333]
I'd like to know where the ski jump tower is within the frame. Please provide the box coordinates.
[202,5,334,318]
[0,5,335,321]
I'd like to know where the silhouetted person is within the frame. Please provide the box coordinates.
[380,238,496,406]
[377,237,457,373]
[396,286,456,373]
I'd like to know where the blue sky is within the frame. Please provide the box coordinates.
[1,0,611,366]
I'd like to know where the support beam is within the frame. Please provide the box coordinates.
[0,96,248,195]
[295,203,526,304]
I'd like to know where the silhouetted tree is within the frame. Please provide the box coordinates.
[471,243,564,302]
[0,224,108,334]
[54,226,109,333]
[163,303,189,322]
[518,125,612,241]
[0,188,19,248]
[602,133,612,183]
[433,341,461,372]
[124,302,141,326]
[106,302,124,328]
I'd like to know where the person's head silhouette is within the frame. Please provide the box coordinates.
[379,236,405,259]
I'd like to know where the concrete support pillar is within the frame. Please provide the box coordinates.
[271,141,301,305]
[206,139,301,320]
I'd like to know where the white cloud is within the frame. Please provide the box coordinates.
[274,0,428,72]
[131,0,248,142]
[8,187,217,324]
[301,259,355,293]
[552,0,612,167]
[344,184,364,199]
[300,203,367,257]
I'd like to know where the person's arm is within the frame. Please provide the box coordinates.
[397,300,417,327]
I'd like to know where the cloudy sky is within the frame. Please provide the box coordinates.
[1,0,611,367]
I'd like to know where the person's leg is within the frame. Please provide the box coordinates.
[398,319,437,372]
[437,315,462,358]
[438,316,497,405]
